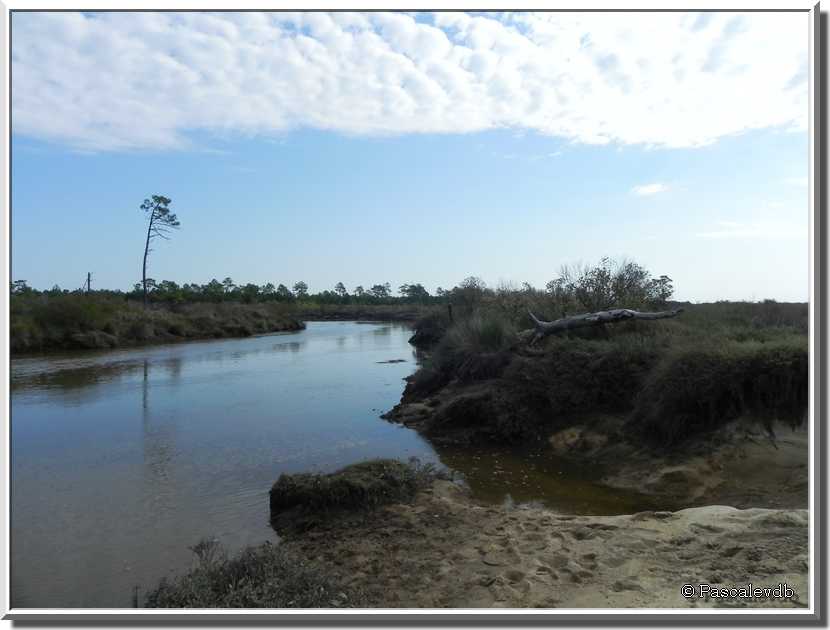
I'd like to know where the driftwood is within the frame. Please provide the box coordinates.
[524,307,684,345]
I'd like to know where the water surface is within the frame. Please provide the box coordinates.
[11,321,657,608]
[11,322,434,607]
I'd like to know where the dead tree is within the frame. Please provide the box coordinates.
[524,307,684,345]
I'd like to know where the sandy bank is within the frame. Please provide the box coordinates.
[282,480,808,609]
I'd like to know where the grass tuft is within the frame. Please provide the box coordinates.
[409,313,517,396]
[145,539,362,608]
[269,458,442,529]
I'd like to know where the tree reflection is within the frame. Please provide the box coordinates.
[141,359,176,514]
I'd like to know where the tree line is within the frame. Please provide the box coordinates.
[10,263,675,312]
[11,194,677,313]
[9,278,451,306]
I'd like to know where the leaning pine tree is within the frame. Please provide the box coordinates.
[140,195,180,307]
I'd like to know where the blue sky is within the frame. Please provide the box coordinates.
[11,11,810,301]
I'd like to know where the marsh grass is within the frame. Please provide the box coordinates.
[269,458,443,524]
[406,300,808,447]
[629,336,808,446]
[410,312,518,395]
[145,539,361,608]
[10,293,302,353]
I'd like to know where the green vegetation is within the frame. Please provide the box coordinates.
[400,258,808,449]
[294,302,431,322]
[270,459,441,530]
[410,312,516,393]
[145,539,362,608]
[631,337,807,446]
[10,291,302,354]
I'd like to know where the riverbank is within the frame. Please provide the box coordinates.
[264,416,808,608]
[288,303,806,608]
[10,296,304,354]
[296,303,433,322]
[277,477,808,608]
[148,427,808,609]
[142,301,810,609]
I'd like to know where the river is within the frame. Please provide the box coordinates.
[10,321,656,608]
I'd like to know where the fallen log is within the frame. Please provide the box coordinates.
[524,307,684,345]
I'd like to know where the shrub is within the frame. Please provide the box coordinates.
[629,338,808,446]
[491,338,661,441]
[145,539,361,608]
[269,458,439,525]
[408,308,450,348]
[409,312,517,395]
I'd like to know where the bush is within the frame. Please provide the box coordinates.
[269,459,439,526]
[408,313,517,397]
[475,339,660,442]
[408,309,450,348]
[629,338,808,446]
[145,539,361,608]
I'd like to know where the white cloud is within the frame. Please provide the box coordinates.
[11,11,809,152]
[695,219,805,240]
[632,182,669,196]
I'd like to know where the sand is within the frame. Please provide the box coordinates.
[284,479,808,609]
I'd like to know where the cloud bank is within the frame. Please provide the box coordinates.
[12,11,808,152]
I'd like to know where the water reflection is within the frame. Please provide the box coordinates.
[142,359,177,515]
[11,332,307,403]
[141,359,177,476]
[11,359,141,399]
[431,443,665,516]
[165,356,182,383]
[11,322,434,607]
[273,341,302,353]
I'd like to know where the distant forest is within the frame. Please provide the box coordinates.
[9,258,676,309]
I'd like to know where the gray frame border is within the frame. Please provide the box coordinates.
[2,4,825,625]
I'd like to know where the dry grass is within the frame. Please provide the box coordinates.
[145,539,363,608]
[10,293,302,353]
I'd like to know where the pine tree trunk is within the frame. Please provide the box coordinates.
[142,208,156,308]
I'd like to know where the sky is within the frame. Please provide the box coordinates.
[10,11,811,302]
